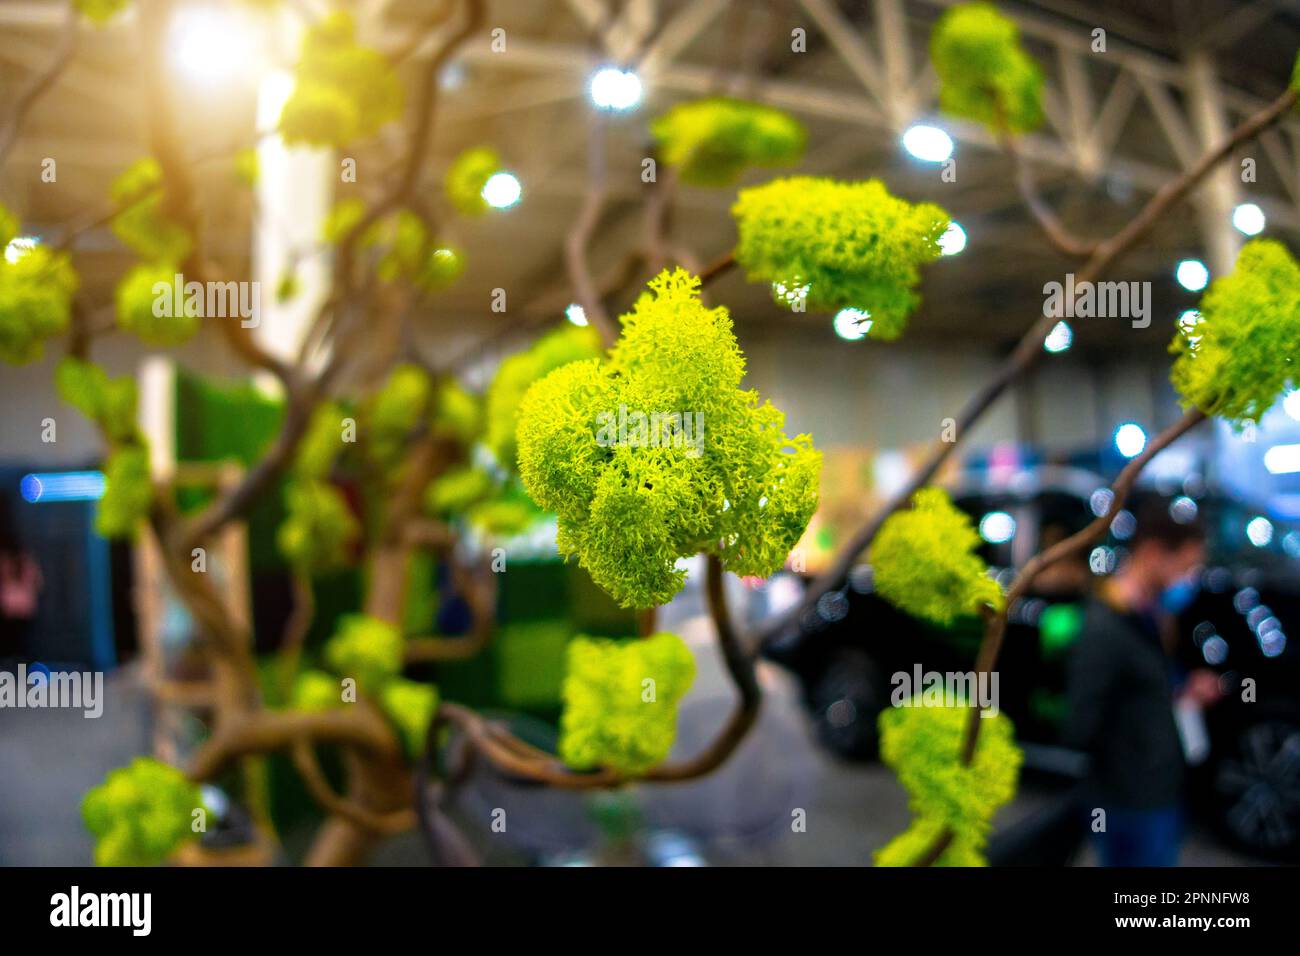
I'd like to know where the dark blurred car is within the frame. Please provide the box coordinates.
[762,466,1300,860]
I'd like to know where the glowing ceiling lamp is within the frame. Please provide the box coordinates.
[589,67,642,111]
[902,124,954,163]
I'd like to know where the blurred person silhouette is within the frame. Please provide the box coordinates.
[0,490,42,654]
[1063,493,1219,866]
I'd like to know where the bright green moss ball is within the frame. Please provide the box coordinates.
[875,701,1022,866]
[559,632,696,774]
[0,239,78,365]
[366,363,433,471]
[323,614,403,692]
[485,324,602,473]
[279,11,403,147]
[516,269,822,608]
[292,669,343,712]
[56,357,139,445]
[930,2,1044,133]
[96,445,152,539]
[445,146,504,217]
[115,262,201,346]
[880,700,1021,836]
[732,177,949,338]
[874,817,987,867]
[381,678,440,759]
[872,487,1003,625]
[82,757,204,866]
[1169,239,1300,428]
[651,97,806,186]
[277,478,360,573]
[74,0,127,25]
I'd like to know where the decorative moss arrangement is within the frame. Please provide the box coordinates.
[517,269,821,608]
[732,177,949,338]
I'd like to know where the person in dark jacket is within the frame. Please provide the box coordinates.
[1064,495,1217,866]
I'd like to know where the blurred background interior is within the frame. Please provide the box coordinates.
[1,0,1298,865]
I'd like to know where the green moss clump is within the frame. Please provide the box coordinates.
[445,146,503,217]
[293,401,350,481]
[374,210,464,292]
[517,269,822,608]
[96,445,152,539]
[930,3,1044,133]
[1169,238,1300,428]
[874,816,988,867]
[279,11,403,147]
[732,177,949,338]
[380,678,439,759]
[558,633,696,774]
[432,379,482,445]
[425,465,494,515]
[323,614,404,693]
[875,701,1022,866]
[109,159,193,263]
[366,363,433,471]
[74,0,127,25]
[872,488,1003,625]
[651,97,806,186]
[0,226,79,364]
[82,757,204,866]
[485,324,602,472]
[115,262,201,346]
[277,478,360,573]
[321,198,368,245]
[291,669,343,712]
[56,357,139,445]
[467,495,542,538]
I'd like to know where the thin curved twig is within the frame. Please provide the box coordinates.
[428,553,762,789]
[697,251,737,287]
[189,706,403,782]
[912,407,1207,865]
[277,572,316,698]
[646,554,760,780]
[751,84,1300,655]
[0,2,78,163]
[291,740,417,836]
[1001,133,1099,258]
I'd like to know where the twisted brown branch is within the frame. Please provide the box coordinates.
[430,553,761,790]
[912,407,1207,865]
[291,740,417,835]
[1001,134,1099,258]
[0,2,77,163]
[189,705,403,782]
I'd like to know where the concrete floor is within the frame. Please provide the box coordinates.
[0,623,1257,866]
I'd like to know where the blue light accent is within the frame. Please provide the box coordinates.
[19,471,105,503]
[86,507,116,671]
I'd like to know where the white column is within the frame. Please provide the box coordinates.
[250,65,334,393]
[1185,50,1241,279]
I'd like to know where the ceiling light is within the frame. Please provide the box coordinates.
[833,308,871,341]
[938,221,966,255]
[481,171,521,209]
[1044,320,1072,353]
[1114,422,1146,458]
[1231,202,1265,236]
[902,124,954,163]
[589,67,642,111]
[168,5,256,88]
[1175,259,1209,292]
